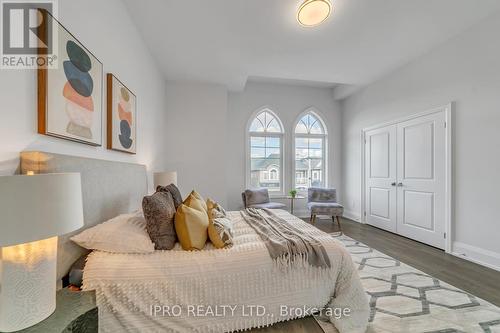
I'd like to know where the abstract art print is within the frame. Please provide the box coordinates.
[106,74,137,154]
[38,12,103,146]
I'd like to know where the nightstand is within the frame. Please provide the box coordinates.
[15,288,97,333]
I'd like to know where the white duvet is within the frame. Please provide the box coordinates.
[83,210,369,333]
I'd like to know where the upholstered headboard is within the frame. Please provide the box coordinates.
[20,151,148,281]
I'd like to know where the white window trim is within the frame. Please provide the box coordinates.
[292,109,328,193]
[246,107,285,196]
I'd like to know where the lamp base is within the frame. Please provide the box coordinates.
[0,237,58,332]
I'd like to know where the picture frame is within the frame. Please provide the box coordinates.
[106,73,137,154]
[37,10,103,146]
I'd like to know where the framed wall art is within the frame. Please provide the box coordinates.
[38,11,103,146]
[106,73,137,154]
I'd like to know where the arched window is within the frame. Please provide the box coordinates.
[294,111,327,191]
[248,109,284,193]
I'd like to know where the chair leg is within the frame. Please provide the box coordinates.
[336,216,343,234]
[310,214,314,224]
[310,214,316,224]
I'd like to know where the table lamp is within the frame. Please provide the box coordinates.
[0,173,84,332]
[154,171,177,188]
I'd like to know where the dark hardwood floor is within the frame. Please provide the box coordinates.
[320,217,500,307]
[251,216,500,333]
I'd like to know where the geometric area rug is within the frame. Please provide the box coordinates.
[313,233,500,333]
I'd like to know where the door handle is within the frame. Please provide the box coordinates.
[397,182,403,187]
[391,182,396,186]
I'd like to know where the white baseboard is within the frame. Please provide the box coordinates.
[452,241,500,272]
[343,209,361,222]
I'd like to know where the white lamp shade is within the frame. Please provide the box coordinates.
[0,173,84,247]
[154,171,177,188]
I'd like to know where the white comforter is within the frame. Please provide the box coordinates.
[83,210,369,333]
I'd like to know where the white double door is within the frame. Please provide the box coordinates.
[365,111,446,249]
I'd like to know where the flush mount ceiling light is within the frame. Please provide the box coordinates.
[297,0,332,27]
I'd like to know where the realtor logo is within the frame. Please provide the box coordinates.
[1,0,58,69]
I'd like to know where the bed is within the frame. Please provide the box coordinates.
[20,152,369,333]
[83,209,369,333]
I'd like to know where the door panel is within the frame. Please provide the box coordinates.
[403,190,434,230]
[365,125,397,232]
[370,132,390,178]
[404,122,434,179]
[396,112,446,249]
[370,188,390,218]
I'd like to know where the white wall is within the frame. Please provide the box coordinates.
[162,80,342,213]
[341,11,500,270]
[0,0,168,190]
[227,82,343,214]
[163,81,228,205]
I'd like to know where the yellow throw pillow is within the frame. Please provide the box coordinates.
[206,198,217,213]
[208,217,233,249]
[183,190,207,212]
[206,198,232,249]
[206,198,226,221]
[175,204,209,250]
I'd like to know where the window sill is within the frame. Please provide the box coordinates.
[270,194,307,200]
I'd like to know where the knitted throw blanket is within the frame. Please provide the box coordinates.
[240,208,331,269]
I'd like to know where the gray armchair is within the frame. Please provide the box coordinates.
[308,187,344,232]
[242,189,286,209]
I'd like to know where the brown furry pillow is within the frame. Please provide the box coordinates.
[142,191,177,250]
[156,184,183,209]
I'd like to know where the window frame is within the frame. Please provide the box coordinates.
[293,110,328,193]
[246,108,285,195]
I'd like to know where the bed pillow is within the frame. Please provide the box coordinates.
[156,184,183,209]
[206,199,232,248]
[207,198,226,219]
[183,190,207,212]
[208,217,233,249]
[71,211,154,253]
[143,191,177,250]
[175,204,209,250]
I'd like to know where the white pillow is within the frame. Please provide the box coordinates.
[71,211,155,253]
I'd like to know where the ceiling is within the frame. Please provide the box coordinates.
[123,0,500,92]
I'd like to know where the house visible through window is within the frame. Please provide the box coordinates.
[294,112,327,191]
[248,109,284,193]
[247,108,327,194]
